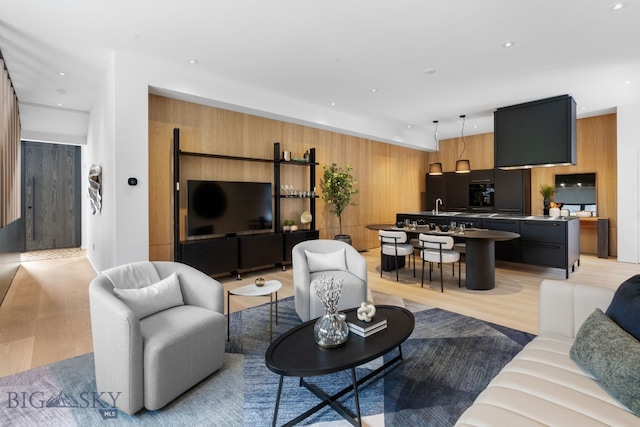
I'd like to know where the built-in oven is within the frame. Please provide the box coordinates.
[469,183,494,211]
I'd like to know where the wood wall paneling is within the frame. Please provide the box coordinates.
[148,95,430,258]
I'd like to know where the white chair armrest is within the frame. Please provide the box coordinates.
[152,261,224,314]
[89,275,144,415]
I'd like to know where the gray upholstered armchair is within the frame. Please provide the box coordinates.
[292,240,368,322]
[89,261,225,415]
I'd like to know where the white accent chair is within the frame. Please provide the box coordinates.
[292,239,368,322]
[89,261,226,415]
[379,230,415,281]
[419,233,461,292]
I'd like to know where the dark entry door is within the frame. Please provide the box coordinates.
[23,141,81,251]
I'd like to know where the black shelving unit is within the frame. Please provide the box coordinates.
[172,128,318,276]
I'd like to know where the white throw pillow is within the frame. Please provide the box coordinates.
[113,272,184,319]
[305,248,347,273]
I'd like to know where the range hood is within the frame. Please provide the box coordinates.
[494,95,576,169]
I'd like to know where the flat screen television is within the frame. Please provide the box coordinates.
[494,95,576,169]
[187,180,273,238]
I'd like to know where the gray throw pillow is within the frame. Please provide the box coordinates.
[570,308,640,416]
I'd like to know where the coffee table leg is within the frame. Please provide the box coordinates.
[351,368,362,426]
[272,375,284,427]
[227,291,230,341]
[269,292,273,342]
[275,291,279,324]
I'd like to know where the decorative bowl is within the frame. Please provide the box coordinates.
[438,224,450,232]
[255,277,265,287]
[576,211,592,218]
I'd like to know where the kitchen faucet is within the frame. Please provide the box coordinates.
[435,198,443,215]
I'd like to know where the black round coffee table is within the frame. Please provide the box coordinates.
[265,305,415,426]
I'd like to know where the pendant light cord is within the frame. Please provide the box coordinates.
[459,115,467,159]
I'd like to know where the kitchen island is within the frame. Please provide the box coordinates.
[397,212,581,278]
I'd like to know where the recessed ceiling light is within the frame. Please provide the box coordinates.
[610,3,627,11]
[623,80,632,85]
[580,106,587,110]
[502,41,516,48]
[330,102,336,106]
[188,59,199,64]
[370,88,378,93]
[424,68,436,75]
[407,125,412,129]
[56,103,63,106]
[58,71,67,77]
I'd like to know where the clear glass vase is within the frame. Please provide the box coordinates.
[314,310,349,348]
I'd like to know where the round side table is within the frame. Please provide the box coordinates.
[227,280,282,342]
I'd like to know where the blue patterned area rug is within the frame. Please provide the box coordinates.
[0,292,534,426]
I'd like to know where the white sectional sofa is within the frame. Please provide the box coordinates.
[456,279,639,426]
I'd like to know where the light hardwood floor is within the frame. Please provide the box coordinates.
[1,249,639,378]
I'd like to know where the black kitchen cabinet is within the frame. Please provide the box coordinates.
[425,173,447,212]
[483,217,521,262]
[494,169,531,215]
[445,172,470,212]
[520,219,580,278]
[470,169,494,183]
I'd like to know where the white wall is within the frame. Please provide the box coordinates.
[20,103,88,145]
[85,55,118,272]
[617,103,640,264]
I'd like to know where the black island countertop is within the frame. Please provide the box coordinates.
[395,212,581,278]
[398,211,581,222]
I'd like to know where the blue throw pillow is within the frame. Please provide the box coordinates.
[605,274,640,341]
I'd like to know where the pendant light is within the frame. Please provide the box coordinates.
[455,114,471,173]
[428,120,443,175]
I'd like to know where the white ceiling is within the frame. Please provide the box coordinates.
[1,0,639,148]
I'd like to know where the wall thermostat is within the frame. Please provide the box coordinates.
[128,177,138,186]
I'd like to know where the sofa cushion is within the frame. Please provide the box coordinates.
[570,308,640,416]
[304,248,347,273]
[113,272,184,319]
[605,274,640,341]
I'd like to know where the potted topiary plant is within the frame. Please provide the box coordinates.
[539,184,555,216]
[321,163,358,244]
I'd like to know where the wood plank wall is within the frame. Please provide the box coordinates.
[148,95,429,260]
[0,59,21,229]
[149,96,617,260]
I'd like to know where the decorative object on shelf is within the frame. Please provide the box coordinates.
[576,210,592,218]
[321,163,358,245]
[255,276,265,287]
[560,208,570,217]
[312,274,349,348]
[300,211,312,228]
[549,207,561,218]
[88,164,102,215]
[429,120,443,176]
[540,184,555,216]
[304,150,310,163]
[282,219,296,232]
[283,151,291,161]
[356,302,376,322]
[455,115,471,174]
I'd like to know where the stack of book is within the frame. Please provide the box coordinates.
[346,312,387,337]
